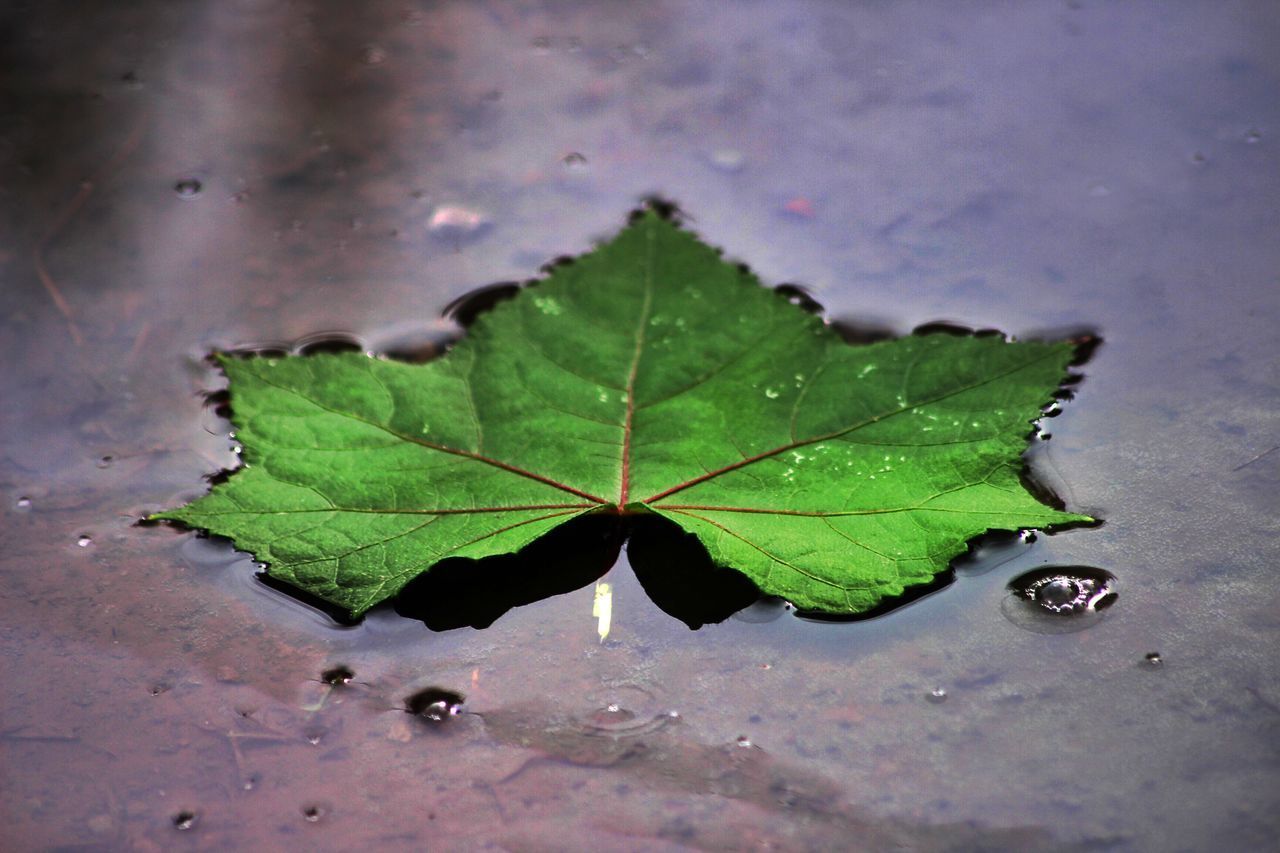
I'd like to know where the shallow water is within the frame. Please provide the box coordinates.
[2,1,1278,849]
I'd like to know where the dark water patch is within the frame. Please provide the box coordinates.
[912,320,981,337]
[254,571,364,628]
[950,528,1032,576]
[731,597,789,624]
[301,803,326,822]
[292,331,365,356]
[774,283,824,314]
[1003,566,1117,634]
[321,666,355,686]
[405,687,464,723]
[173,178,202,198]
[202,388,232,420]
[538,254,578,275]
[202,467,236,488]
[828,317,899,345]
[792,572,953,623]
[369,327,461,363]
[442,281,522,327]
[1018,458,1071,514]
[626,514,761,628]
[629,196,685,226]
[394,512,623,630]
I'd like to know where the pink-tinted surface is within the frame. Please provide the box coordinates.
[2,2,1277,850]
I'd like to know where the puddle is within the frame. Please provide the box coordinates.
[2,1,1277,850]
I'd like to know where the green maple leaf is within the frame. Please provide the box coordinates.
[155,208,1093,618]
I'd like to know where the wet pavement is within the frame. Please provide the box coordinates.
[2,2,1278,849]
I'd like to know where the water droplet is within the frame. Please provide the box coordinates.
[15,496,32,510]
[321,666,354,686]
[1144,652,1163,667]
[76,535,93,548]
[172,811,197,831]
[96,455,113,469]
[764,387,780,399]
[405,686,464,723]
[561,151,588,170]
[174,178,202,198]
[302,804,325,822]
[927,687,948,704]
[1003,566,1117,633]
[533,295,563,316]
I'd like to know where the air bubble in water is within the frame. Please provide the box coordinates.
[15,496,32,510]
[736,735,753,748]
[174,179,202,198]
[77,535,93,548]
[1144,652,1163,667]
[321,666,354,686]
[172,811,197,831]
[97,455,114,469]
[927,687,948,704]
[561,152,588,170]
[405,687,464,723]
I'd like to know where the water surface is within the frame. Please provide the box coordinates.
[2,2,1277,849]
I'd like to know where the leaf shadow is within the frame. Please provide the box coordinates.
[392,513,624,630]
[626,514,763,629]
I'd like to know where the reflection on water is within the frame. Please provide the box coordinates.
[2,0,1278,849]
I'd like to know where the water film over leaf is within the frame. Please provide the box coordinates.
[155,207,1094,618]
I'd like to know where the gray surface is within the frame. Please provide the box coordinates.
[2,1,1277,849]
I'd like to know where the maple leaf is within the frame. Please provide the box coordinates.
[155,207,1094,618]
